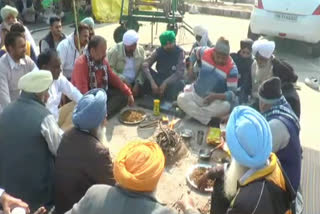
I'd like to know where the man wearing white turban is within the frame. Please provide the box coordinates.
[108,30,145,97]
[197,106,295,214]
[0,70,63,212]
[191,25,212,53]
[247,39,299,114]
[0,5,37,54]
[250,39,276,102]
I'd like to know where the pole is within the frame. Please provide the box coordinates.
[72,0,81,52]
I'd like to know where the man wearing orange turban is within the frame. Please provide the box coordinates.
[66,141,200,214]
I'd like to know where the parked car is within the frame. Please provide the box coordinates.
[248,0,320,57]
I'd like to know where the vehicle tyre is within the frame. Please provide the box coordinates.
[167,23,178,36]
[248,25,260,41]
[113,24,127,43]
[311,42,320,58]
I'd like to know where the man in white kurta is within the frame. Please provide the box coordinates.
[37,49,82,121]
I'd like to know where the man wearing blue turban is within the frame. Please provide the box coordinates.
[54,89,115,214]
[198,106,295,214]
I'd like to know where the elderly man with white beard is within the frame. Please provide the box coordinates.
[0,5,37,52]
[54,89,115,214]
[198,106,296,214]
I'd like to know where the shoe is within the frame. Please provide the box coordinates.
[304,77,319,91]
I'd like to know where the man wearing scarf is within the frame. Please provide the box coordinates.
[142,30,185,101]
[0,70,63,212]
[248,39,300,117]
[230,39,254,104]
[54,89,115,214]
[259,77,302,193]
[0,5,37,53]
[108,30,145,97]
[72,35,134,118]
[198,106,295,214]
[178,37,238,125]
[66,141,200,214]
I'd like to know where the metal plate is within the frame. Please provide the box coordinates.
[186,163,214,193]
[180,129,193,138]
[119,109,146,125]
[274,13,297,22]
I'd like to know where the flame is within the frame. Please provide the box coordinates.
[168,118,180,129]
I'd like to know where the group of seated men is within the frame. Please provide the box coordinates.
[0,3,302,214]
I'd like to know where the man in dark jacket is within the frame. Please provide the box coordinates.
[54,89,115,214]
[0,70,63,212]
[230,39,253,104]
[39,16,65,53]
[142,30,185,101]
[259,77,302,192]
[198,106,295,214]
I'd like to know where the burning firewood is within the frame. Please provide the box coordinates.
[155,121,187,166]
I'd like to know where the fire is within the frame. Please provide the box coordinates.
[168,118,180,129]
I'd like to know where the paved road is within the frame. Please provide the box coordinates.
[31,13,320,151]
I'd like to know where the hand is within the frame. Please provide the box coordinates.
[203,93,217,105]
[132,84,139,97]
[127,95,135,107]
[176,196,196,213]
[123,80,132,90]
[0,192,30,214]
[34,207,46,214]
[197,172,210,192]
[159,82,167,97]
[198,165,225,191]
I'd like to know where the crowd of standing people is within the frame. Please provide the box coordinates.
[0,4,303,214]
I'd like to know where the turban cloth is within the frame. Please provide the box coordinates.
[113,141,165,192]
[252,39,275,59]
[18,69,53,93]
[1,5,18,20]
[81,17,95,28]
[159,31,176,46]
[215,38,230,55]
[258,77,282,104]
[72,89,107,131]
[193,25,209,47]
[226,106,272,169]
[123,30,139,46]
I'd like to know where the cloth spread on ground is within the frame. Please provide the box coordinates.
[113,141,165,192]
